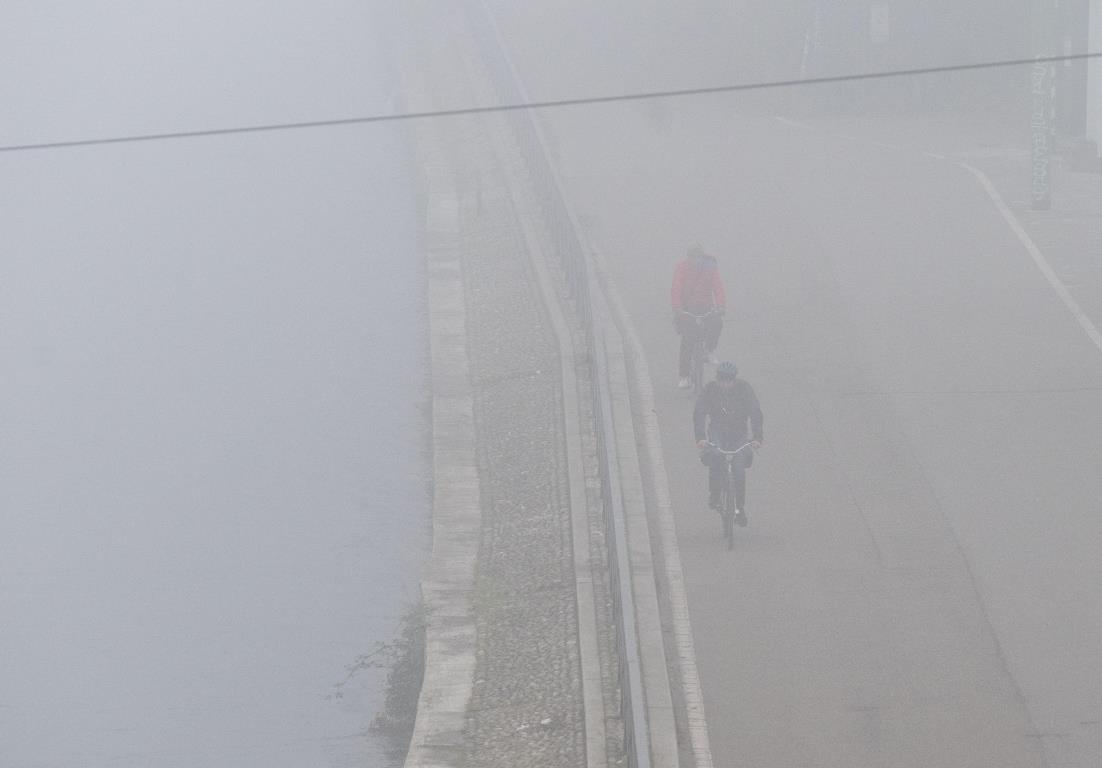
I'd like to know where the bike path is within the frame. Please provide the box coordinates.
[540,101,1102,767]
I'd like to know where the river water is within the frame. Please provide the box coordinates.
[0,3,428,766]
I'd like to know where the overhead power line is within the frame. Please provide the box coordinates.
[2,51,1100,154]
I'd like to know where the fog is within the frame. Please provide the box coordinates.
[3,3,426,767]
[5,2,1102,767]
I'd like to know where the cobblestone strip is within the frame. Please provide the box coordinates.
[446,21,627,768]
[478,120,619,768]
[459,123,587,768]
[451,4,694,766]
[424,19,590,768]
[399,3,627,766]
[457,7,704,765]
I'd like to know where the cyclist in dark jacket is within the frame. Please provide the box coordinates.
[693,361,763,524]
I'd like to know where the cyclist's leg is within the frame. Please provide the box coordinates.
[707,455,723,510]
[732,464,748,525]
[676,316,695,377]
[704,312,723,354]
[733,466,746,511]
[680,335,694,378]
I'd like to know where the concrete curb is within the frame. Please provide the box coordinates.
[593,292,681,768]
[400,51,478,768]
[590,249,716,768]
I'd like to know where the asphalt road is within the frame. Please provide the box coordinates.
[537,98,1102,767]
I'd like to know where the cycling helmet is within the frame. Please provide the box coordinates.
[687,243,707,259]
[716,361,738,380]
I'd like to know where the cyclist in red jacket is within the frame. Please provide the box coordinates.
[671,244,727,388]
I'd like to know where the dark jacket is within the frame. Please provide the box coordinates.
[693,379,764,445]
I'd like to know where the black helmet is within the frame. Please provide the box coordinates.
[716,361,738,380]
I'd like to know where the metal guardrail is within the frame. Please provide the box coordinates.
[464,4,652,767]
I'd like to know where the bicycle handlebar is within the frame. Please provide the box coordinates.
[704,441,755,456]
[679,309,722,320]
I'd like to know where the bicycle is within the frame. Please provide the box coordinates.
[680,309,719,395]
[704,441,755,550]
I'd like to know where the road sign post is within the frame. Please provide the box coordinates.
[1031,0,1059,210]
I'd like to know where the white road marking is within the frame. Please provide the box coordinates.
[960,162,1102,357]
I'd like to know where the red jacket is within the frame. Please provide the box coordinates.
[671,254,726,312]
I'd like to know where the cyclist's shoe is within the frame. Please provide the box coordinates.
[735,509,748,527]
[677,376,692,389]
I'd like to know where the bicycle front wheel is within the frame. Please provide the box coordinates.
[725,472,736,549]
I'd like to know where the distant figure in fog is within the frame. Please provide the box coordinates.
[671,244,727,388]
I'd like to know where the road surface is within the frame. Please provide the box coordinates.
[540,96,1102,767]
[478,4,1102,758]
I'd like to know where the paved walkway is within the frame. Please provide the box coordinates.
[502,90,1102,767]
